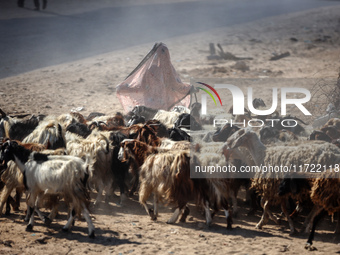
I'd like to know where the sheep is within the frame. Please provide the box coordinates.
[225,128,340,234]
[0,140,95,237]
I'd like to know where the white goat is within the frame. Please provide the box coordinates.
[0,140,95,237]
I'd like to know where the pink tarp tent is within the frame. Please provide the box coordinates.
[116,42,191,113]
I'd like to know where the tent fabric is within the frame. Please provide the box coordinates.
[116,42,191,113]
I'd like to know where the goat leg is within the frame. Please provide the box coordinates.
[63,208,76,232]
[26,193,38,231]
[256,200,273,229]
[305,209,327,250]
[13,189,21,211]
[5,196,13,215]
[230,190,238,218]
[303,206,322,234]
[221,199,233,230]
[153,194,159,217]
[129,176,139,197]
[179,206,190,222]
[0,185,14,216]
[281,201,296,235]
[81,202,95,238]
[334,211,340,234]
[167,208,182,224]
[204,200,212,226]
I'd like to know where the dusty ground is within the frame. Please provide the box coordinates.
[1,1,340,254]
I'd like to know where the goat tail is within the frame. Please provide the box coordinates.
[70,154,94,213]
[82,154,94,178]
[165,151,193,203]
[80,154,94,193]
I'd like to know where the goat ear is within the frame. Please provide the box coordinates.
[227,129,247,149]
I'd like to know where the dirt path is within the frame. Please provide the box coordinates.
[1,3,340,255]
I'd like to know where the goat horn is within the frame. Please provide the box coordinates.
[291,116,308,125]
[177,125,190,129]
[98,121,108,126]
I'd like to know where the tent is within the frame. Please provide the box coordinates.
[116,42,191,113]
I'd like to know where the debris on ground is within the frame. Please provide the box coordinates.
[270,52,290,61]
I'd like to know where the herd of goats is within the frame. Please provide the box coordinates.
[0,99,340,249]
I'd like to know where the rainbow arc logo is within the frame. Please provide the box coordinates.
[196,82,223,106]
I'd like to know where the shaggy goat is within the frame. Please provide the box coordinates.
[0,140,95,237]
[304,171,340,249]
[309,130,332,143]
[138,150,233,228]
[65,130,112,205]
[153,110,181,129]
[118,138,190,196]
[22,117,66,149]
[0,109,44,141]
[225,128,340,234]
[131,106,159,121]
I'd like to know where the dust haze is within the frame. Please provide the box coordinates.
[1,0,340,79]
